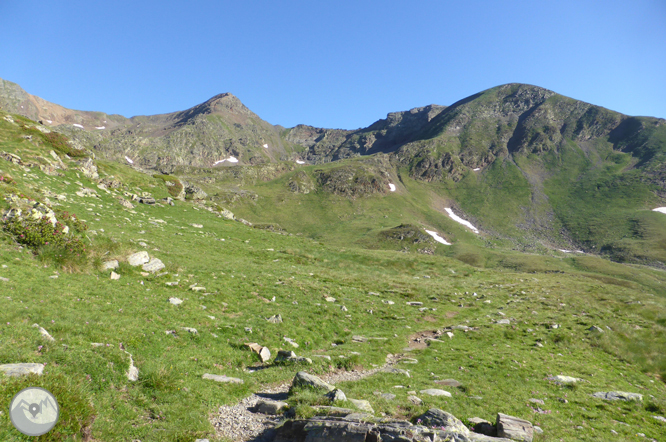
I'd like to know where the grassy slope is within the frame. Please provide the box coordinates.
[1,114,666,441]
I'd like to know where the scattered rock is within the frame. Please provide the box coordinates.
[588,325,604,333]
[283,337,299,348]
[653,416,666,423]
[419,389,452,397]
[326,389,347,402]
[496,319,511,325]
[202,373,243,384]
[142,257,165,273]
[32,323,55,341]
[255,399,288,415]
[169,297,183,305]
[547,375,582,384]
[128,251,150,266]
[290,371,335,393]
[418,409,469,435]
[407,395,422,405]
[406,301,423,306]
[0,363,45,377]
[267,314,283,324]
[275,350,312,365]
[245,343,271,363]
[181,327,198,334]
[383,367,410,377]
[496,413,534,442]
[101,260,119,271]
[110,271,121,280]
[348,399,374,414]
[591,391,643,402]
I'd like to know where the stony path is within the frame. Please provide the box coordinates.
[210,360,397,442]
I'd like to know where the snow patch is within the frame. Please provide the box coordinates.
[263,144,269,148]
[95,126,105,130]
[473,168,481,171]
[295,160,305,164]
[558,249,572,253]
[46,120,52,124]
[227,156,239,163]
[389,183,396,192]
[653,207,666,214]
[73,124,84,128]
[214,159,226,165]
[425,229,451,245]
[125,156,134,164]
[445,208,479,233]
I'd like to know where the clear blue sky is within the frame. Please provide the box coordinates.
[1,1,664,129]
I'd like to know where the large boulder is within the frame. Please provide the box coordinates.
[142,258,165,273]
[496,413,533,442]
[290,371,335,393]
[418,409,469,435]
[0,363,45,377]
[128,251,150,266]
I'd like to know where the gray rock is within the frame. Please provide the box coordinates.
[407,395,422,405]
[274,350,312,365]
[0,363,45,377]
[245,343,271,363]
[101,260,119,271]
[496,319,511,324]
[547,375,581,384]
[32,323,55,341]
[653,415,666,423]
[110,271,121,280]
[588,325,604,333]
[418,409,469,435]
[496,413,533,442]
[202,373,243,383]
[420,388,452,397]
[267,314,283,323]
[220,208,235,220]
[348,399,374,414]
[256,399,288,415]
[406,301,423,306]
[383,367,410,377]
[378,393,396,400]
[435,379,462,387]
[591,391,643,402]
[326,389,347,402]
[169,297,183,305]
[290,371,335,393]
[180,327,198,334]
[128,251,150,266]
[142,257,165,273]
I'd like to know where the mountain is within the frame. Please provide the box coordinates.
[1,77,665,266]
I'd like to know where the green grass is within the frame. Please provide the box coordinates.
[1,112,666,441]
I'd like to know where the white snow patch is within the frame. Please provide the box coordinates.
[46,120,52,124]
[227,156,239,163]
[73,124,84,128]
[473,168,481,171]
[295,160,305,164]
[214,159,226,165]
[263,144,269,148]
[125,156,134,164]
[653,207,666,214]
[425,229,451,245]
[445,208,479,233]
[95,126,105,130]
[389,183,396,192]
[559,249,572,253]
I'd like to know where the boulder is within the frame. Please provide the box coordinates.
[418,409,469,435]
[101,260,119,271]
[79,158,99,180]
[255,399,288,415]
[420,389,452,397]
[326,389,347,402]
[468,417,496,436]
[274,350,312,365]
[0,363,45,377]
[267,314,283,323]
[290,371,335,393]
[142,258,165,273]
[547,375,582,384]
[496,413,533,442]
[348,399,374,414]
[110,271,121,280]
[244,342,271,363]
[128,251,150,266]
[591,391,642,402]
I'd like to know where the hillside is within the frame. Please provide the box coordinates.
[1,98,666,440]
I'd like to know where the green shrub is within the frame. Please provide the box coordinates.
[41,132,88,158]
[153,174,183,197]
[2,216,88,263]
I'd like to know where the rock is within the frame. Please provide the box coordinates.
[348,399,374,414]
[267,314,283,323]
[256,399,288,415]
[352,335,368,342]
[325,296,336,302]
[79,158,99,180]
[220,208,235,220]
[202,373,243,384]
[32,324,55,341]
[547,375,582,384]
[469,417,496,436]
[110,271,121,280]
[496,413,533,442]
[138,196,156,205]
[591,391,643,402]
[128,251,150,266]
[290,371,335,393]
[169,297,183,305]
[378,393,396,401]
[406,301,423,306]
[588,325,604,333]
[0,363,45,377]
[420,389,452,397]
[142,257,165,273]
[528,398,544,405]
[653,416,666,423]
[275,350,312,365]
[244,343,272,363]
[191,223,204,228]
[407,395,422,405]
[383,367,410,377]
[326,389,347,402]
[311,406,356,417]
[533,426,544,435]
[435,379,462,387]
[181,327,198,334]
[101,260,119,271]
[118,197,134,209]
[496,319,511,324]
[124,351,139,381]
[418,409,469,435]
[283,336,299,347]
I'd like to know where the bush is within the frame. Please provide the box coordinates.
[153,174,184,197]
[41,132,88,158]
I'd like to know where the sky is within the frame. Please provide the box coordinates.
[1,1,664,129]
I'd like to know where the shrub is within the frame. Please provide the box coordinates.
[0,175,15,184]
[153,174,184,197]
[41,132,88,157]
